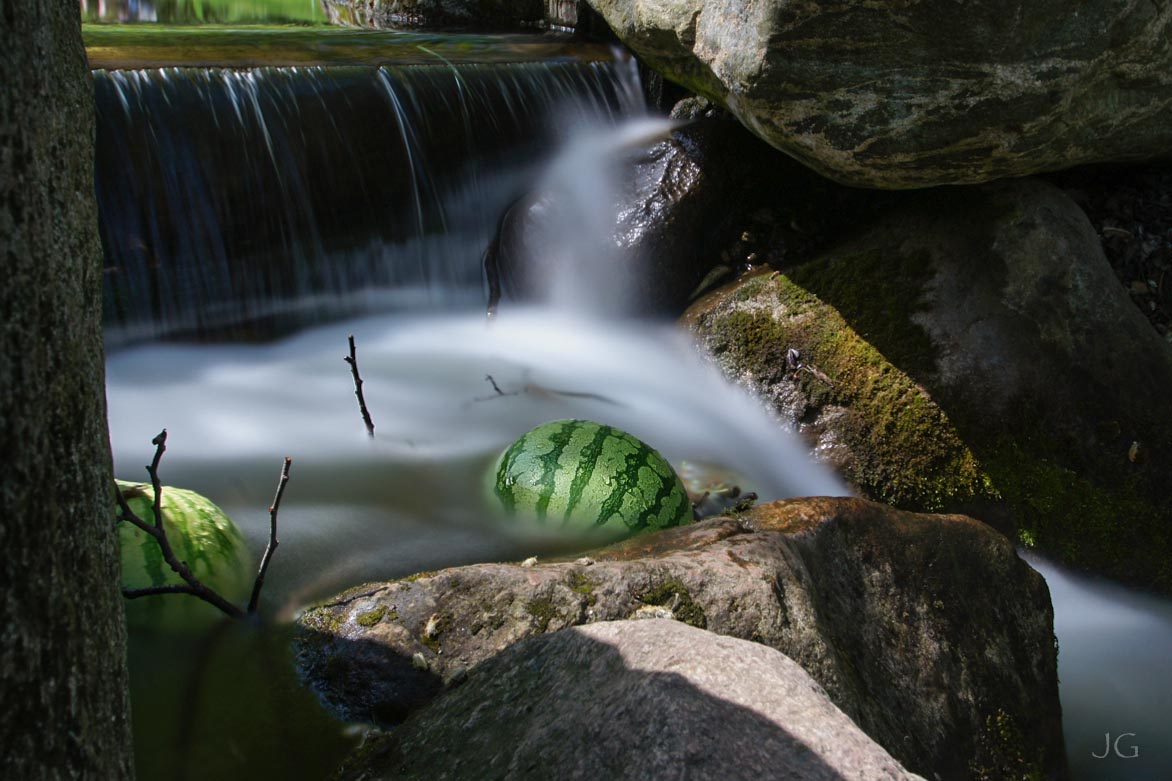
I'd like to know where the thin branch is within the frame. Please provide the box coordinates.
[468,375,622,407]
[148,429,167,530]
[344,334,376,438]
[116,429,245,620]
[248,457,291,615]
[123,584,199,599]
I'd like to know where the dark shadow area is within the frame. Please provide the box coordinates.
[329,624,862,780]
[293,617,445,728]
[126,620,364,781]
[485,114,909,320]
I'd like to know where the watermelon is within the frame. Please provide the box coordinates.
[116,479,253,632]
[487,419,692,540]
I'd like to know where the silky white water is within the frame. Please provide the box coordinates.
[107,307,849,613]
[1023,553,1172,779]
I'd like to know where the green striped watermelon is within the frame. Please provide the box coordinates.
[116,480,253,632]
[487,419,692,540]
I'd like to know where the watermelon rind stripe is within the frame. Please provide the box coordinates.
[533,421,575,522]
[596,439,642,529]
[644,466,686,529]
[564,421,609,522]
[493,432,531,514]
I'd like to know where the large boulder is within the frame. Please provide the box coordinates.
[296,497,1065,779]
[584,0,1172,188]
[334,619,924,780]
[688,177,1172,590]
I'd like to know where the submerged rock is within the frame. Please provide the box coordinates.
[334,619,925,780]
[584,0,1172,187]
[296,497,1065,779]
[688,178,1172,590]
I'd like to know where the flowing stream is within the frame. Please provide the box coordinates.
[92,16,1172,781]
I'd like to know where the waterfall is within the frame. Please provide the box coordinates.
[95,56,643,344]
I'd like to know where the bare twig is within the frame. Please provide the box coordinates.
[118,431,292,622]
[121,584,196,599]
[468,375,622,407]
[248,457,291,615]
[344,334,376,437]
[118,429,246,619]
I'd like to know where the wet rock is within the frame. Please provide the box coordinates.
[489,118,861,315]
[685,267,987,512]
[584,0,1172,188]
[296,497,1065,779]
[1048,163,1172,339]
[688,177,1172,590]
[334,619,925,780]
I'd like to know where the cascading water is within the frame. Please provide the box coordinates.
[98,28,850,779]
[96,43,643,343]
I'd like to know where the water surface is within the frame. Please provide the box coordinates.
[1024,553,1172,780]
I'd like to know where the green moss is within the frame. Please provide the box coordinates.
[638,577,707,629]
[980,437,1170,589]
[569,572,598,606]
[701,271,989,511]
[968,710,1046,781]
[697,222,1172,592]
[299,606,345,635]
[526,597,560,633]
[400,570,438,584]
[787,249,938,378]
[355,606,387,628]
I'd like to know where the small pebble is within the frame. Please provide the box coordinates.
[521,556,538,568]
[575,557,595,566]
[411,652,429,671]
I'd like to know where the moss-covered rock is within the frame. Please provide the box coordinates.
[687,177,1172,591]
[687,269,990,512]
